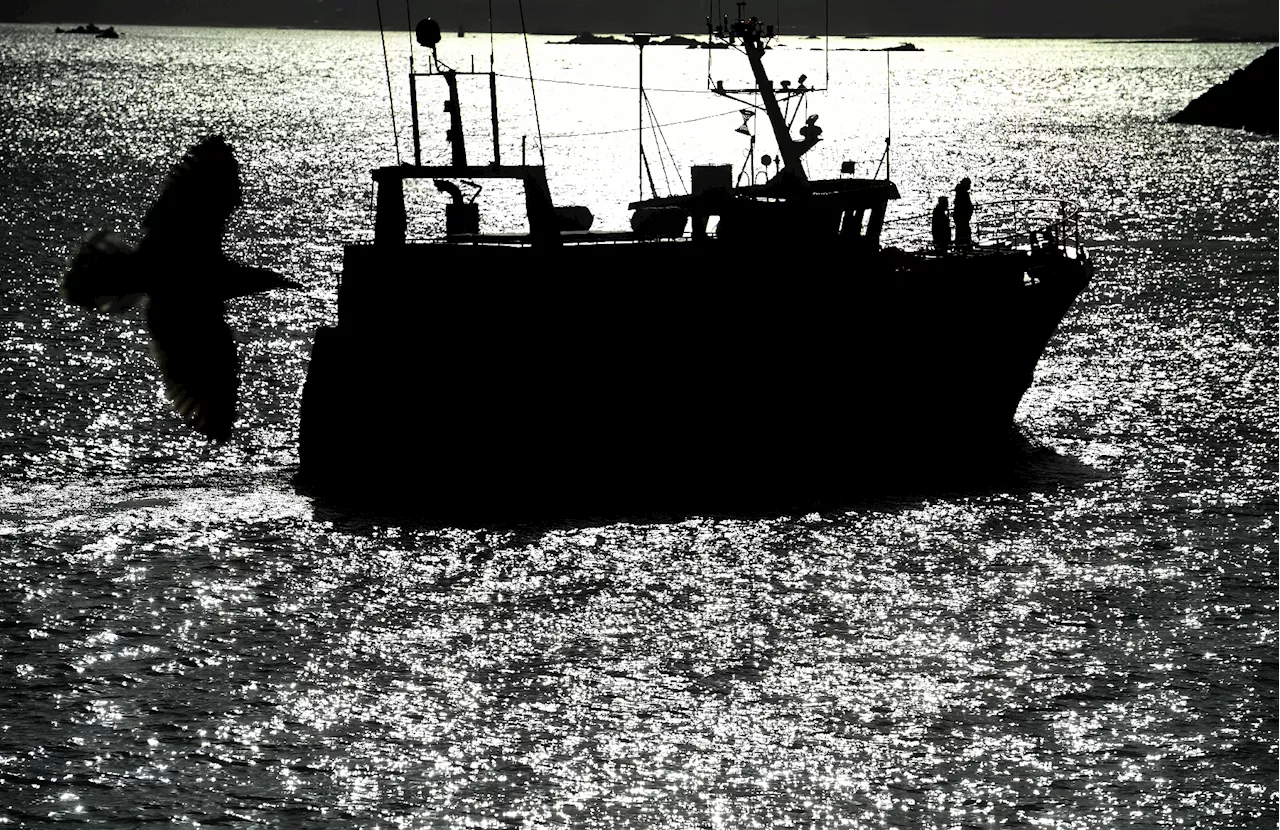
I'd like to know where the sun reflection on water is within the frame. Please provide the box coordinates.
[0,23,1275,829]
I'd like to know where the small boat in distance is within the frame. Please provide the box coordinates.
[297,7,1092,520]
[55,23,120,37]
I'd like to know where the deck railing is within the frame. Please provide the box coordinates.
[880,198,1085,254]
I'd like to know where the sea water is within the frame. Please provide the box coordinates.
[0,24,1275,828]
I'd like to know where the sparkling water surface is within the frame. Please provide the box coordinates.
[0,24,1276,828]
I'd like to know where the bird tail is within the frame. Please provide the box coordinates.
[59,230,146,312]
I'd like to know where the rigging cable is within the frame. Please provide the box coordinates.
[516,0,547,167]
[540,108,741,139]
[493,72,706,93]
[375,0,402,164]
[642,93,674,195]
[651,98,689,193]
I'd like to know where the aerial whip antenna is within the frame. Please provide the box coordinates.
[517,0,547,167]
[405,0,421,164]
[886,49,891,180]
[488,0,496,74]
[489,0,500,163]
[405,0,414,67]
[707,0,714,85]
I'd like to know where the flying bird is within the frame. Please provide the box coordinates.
[60,136,299,441]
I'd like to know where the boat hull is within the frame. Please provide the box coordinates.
[298,240,1090,519]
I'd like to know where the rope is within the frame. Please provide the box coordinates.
[493,71,708,94]
[375,0,401,165]
[646,94,689,194]
[643,93,673,195]
[541,108,740,139]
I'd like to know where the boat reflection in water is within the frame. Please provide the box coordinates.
[298,10,1092,520]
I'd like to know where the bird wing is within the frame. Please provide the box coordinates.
[59,230,146,312]
[141,135,242,255]
[145,297,238,441]
[220,264,301,301]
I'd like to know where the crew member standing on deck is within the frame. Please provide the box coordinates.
[931,196,950,253]
[953,177,974,252]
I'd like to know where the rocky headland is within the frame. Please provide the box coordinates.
[1169,46,1277,134]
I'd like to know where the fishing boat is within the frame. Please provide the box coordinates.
[297,8,1092,518]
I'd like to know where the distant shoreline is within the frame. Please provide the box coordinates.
[3,20,1276,42]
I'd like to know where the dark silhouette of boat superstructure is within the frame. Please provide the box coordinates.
[298,9,1092,519]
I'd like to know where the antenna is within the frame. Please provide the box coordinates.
[516,0,546,167]
[488,0,500,163]
[405,0,414,67]
[406,1,419,165]
[707,0,714,83]
[886,49,891,181]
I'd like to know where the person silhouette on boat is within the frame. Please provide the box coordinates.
[953,177,974,252]
[931,196,950,253]
[1041,226,1062,256]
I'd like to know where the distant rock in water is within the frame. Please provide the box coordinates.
[1169,47,1278,134]
[656,34,702,47]
[555,32,627,45]
[553,32,703,46]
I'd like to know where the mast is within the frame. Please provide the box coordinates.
[638,35,647,199]
[631,33,654,200]
[739,24,807,178]
[441,70,467,166]
[713,7,821,185]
